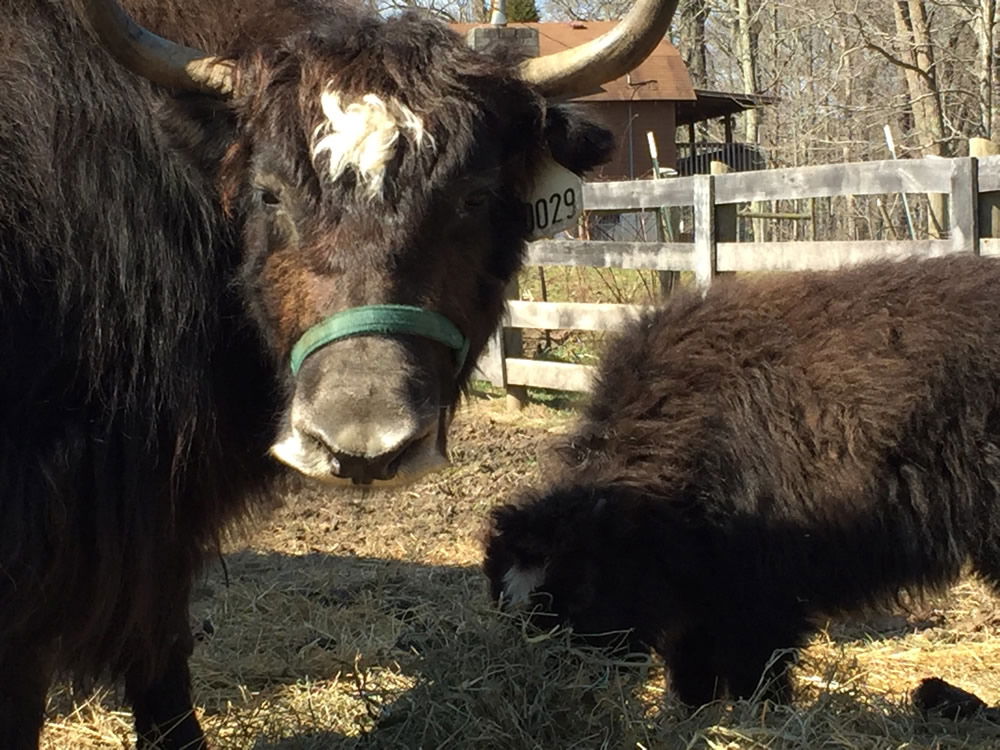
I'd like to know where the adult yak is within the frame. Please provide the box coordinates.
[0,0,677,746]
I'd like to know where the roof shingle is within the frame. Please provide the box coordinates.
[452,21,696,102]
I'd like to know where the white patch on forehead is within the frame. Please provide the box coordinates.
[311,88,429,200]
[502,565,547,609]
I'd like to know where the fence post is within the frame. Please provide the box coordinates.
[693,174,717,286]
[474,323,507,388]
[948,157,978,255]
[647,131,679,298]
[502,277,528,410]
[711,160,736,241]
[711,161,736,279]
[970,138,1000,241]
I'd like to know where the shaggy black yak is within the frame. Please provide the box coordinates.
[0,0,683,744]
[485,254,1000,705]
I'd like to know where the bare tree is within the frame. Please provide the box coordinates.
[678,0,708,85]
[975,0,996,137]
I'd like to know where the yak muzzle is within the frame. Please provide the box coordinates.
[271,316,459,485]
[271,400,449,485]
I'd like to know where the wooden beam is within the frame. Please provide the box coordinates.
[505,358,595,392]
[693,174,716,286]
[507,301,644,332]
[948,157,977,253]
[971,143,1000,239]
[716,239,956,272]
[502,277,527,410]
[583,179,694,212]
[713,158,960,203]
[980,238,1000,256]
[579,157,971,213]
[526,240,696,271]
[976,154,1000,192]
[472,325,506,386]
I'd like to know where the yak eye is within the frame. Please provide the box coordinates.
[462,189,492,211]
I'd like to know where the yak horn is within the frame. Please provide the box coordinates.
[519,0,679,99]
[82,0,234,95]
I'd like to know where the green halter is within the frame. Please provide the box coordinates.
[289,304,470,376]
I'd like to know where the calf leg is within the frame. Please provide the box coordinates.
[722,641,798,703]
[126,628,205,750]
[717,615,807,703]
[0,647,51,750]
[661,627,723,707]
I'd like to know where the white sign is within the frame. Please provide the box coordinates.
[523,157,584,241]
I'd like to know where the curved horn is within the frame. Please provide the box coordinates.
[82,0,234,95]
[519,0,679,99]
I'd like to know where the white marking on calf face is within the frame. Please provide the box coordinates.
[311,89,428,200]
[502,565,547,609]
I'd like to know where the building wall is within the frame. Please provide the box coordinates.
[578,101,678,181]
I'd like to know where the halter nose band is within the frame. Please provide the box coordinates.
[289,304,470,375]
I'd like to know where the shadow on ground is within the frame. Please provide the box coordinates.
[181,549,1000,750]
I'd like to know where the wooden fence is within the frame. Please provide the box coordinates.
[475,154,1000,401]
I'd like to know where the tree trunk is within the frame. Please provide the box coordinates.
[735,0,760,145]
[679,0,708,86]
[977,0,996,138]
[735,0,763,239]
[894,0,948,237]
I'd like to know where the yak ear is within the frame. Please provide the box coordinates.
[485,499,557,566]
[543,104,615,175]
[483,503,541,603]
[487,503,539,557]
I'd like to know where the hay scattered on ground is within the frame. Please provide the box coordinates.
[39,398,1000,749]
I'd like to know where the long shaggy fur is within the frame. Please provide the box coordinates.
[485,254,1000,706]
[1,0,613,746]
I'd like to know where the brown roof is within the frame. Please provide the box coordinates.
[451,21,696,102]
[676,89,776,125]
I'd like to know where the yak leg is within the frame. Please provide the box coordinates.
[722,643,797,703]
[126,627,205,750]
[0,646,51,750]
[662,627,723,707]
[718,614,805,703]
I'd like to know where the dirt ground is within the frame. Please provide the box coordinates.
[40,394,1000,749]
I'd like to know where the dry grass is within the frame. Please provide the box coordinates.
[38,398,1000,749]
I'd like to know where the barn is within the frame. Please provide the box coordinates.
[454,20,773,180]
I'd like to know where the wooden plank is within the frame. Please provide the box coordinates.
[692,174,716,286]
[973,153,1000,238]
[526,240,696,271]
[713,158,958,204]
[502,277,527,409]
[472,325,506,386]
[980,238,1000,256]
[970,138,1000,158]
[712,161,738,244]
[584,178,695,211]
[948,157,977,253]
[977,155,1000,192]
[716,239,957,272]
[505,358,595,392]
[507,301,643,332]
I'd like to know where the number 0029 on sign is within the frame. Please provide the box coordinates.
[523,158,584,240]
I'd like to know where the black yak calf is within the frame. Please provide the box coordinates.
[485,254,1000,706]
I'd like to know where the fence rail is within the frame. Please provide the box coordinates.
[475,153,1000,401]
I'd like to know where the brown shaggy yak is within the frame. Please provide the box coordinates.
[485,254,1000,706]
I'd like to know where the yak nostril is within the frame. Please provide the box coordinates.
[331,438,416,485]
